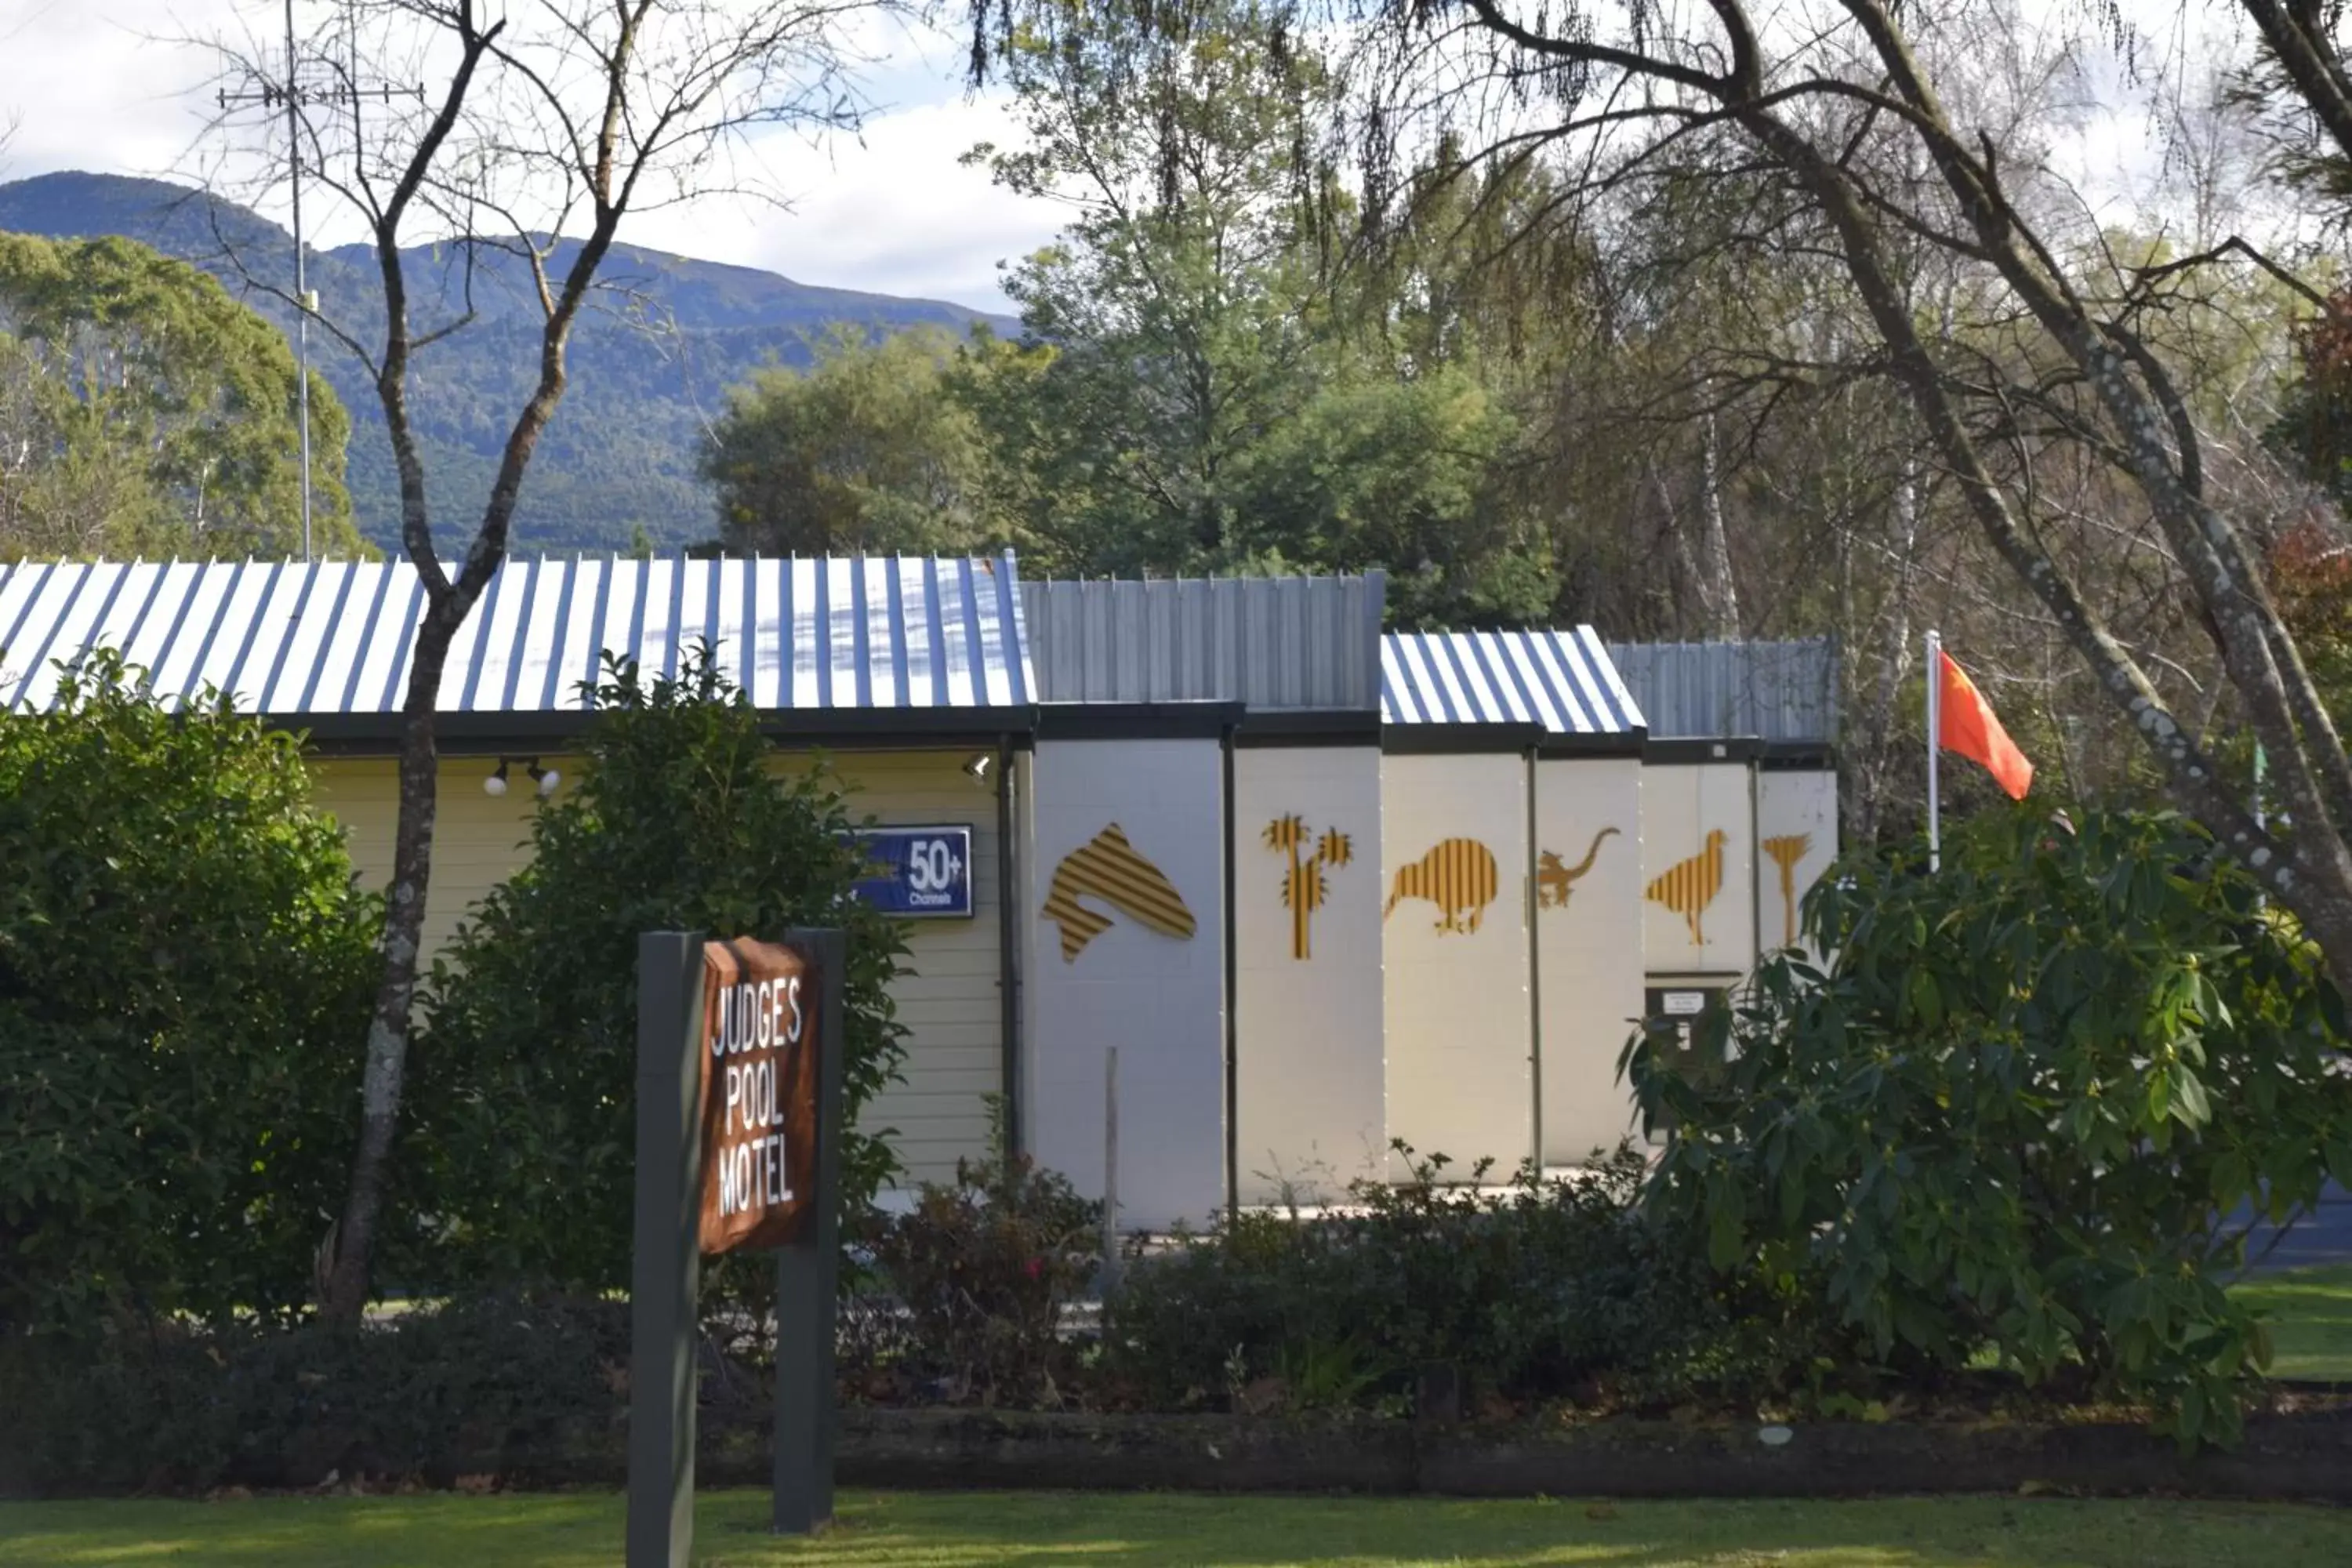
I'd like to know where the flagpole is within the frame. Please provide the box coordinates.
[1926,629,1941,873]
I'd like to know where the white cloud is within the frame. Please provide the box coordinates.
[3,0,2262,317]
[0,0,211,181]
[618,95,1057,311]
[0,0,1057,313]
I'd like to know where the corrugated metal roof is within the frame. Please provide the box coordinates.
[1605,638,1837,744]
[0,554,1033,716]
[1381,628,1646,735]
[1022,573,1385,710]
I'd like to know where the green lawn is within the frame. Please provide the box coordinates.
[5,1490,2352,1568]
[2237,1264,2352,1380]
[7,1270,2349,1564]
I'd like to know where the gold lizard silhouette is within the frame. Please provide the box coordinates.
[1537,826,1620,909]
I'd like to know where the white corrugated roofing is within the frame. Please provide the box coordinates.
[1381,628,1646,736]
[0,554,1033,717]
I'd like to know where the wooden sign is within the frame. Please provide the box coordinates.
[696,938,821,1255]
[633,928,845,1567]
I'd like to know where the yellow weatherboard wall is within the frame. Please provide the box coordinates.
[309,756,550,964]
[306,748,1003,1189]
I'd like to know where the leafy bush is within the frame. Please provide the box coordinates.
[1105,1147,1781,1414]
[0,1291,633,1494]
[407,647,909,1299]
[0,651,378,1336]
[863,1122,1102,1403]
[1630,808,2352,1448]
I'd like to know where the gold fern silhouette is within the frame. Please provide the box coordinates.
[1762,833,1813,948]
[1646,829,1727,946]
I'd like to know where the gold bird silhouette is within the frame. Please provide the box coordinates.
[1537,826,1620,910]
[1042,823,1196,962]
[1385,837,1498,935]
[1646,829,1727,946]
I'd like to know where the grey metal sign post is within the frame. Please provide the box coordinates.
[628,931,704,1568]
[629,927,846,1563]
[772,926,846,1535]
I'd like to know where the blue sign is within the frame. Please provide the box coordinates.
[848,826,975,919]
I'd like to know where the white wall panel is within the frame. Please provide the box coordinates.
[1639,763,1756,978]
[1381,751,1530,1177]
[1533,756,1645,1164]
[1755,767,1839,963]
[1024,737,1226,1229]
[1232,745,1385,1203]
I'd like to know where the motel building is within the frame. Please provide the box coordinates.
[0,554,1836,1229]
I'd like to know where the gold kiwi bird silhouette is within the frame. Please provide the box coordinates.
[1042,823,1196,962]
[1385,837,1498,935]
[1761,833,1813,947]
[1646,828,1727,946]
[1537,826,1620,910]
[1264,815,1354,960]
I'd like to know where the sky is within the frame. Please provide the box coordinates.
[0,0,1064,312]
[0,1,2259,316]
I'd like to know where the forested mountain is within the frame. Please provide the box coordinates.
[0,172,1012,554]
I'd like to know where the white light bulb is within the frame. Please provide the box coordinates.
[483,771,508,797]
[536,768,561,797]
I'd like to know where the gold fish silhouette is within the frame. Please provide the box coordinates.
[1042,823,1196,962]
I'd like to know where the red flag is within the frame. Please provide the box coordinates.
[1937,649,2033,800]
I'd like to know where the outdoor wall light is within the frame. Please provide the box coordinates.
[485,757,562,797]
[961,752,993,787]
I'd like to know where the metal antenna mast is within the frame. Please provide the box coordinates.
[285,0,314,563]
[216,3,419,562]
[215,4,322,561]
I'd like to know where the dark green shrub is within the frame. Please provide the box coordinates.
[0,651,378,1336]
[1630,808,2352,1449]
[1106,1147,1775,1414]
[408,646,910,1301]
[0,1291,631,1494]
[865,1127,1102,1403]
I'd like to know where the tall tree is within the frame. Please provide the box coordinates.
[988,0,2352,992]
[970,0,1340,572]
[1323,0,2352,981]
[0,232,358,559]
[201,0,895,1320]
[955,0,1560,619]
[700,324,1004,557]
